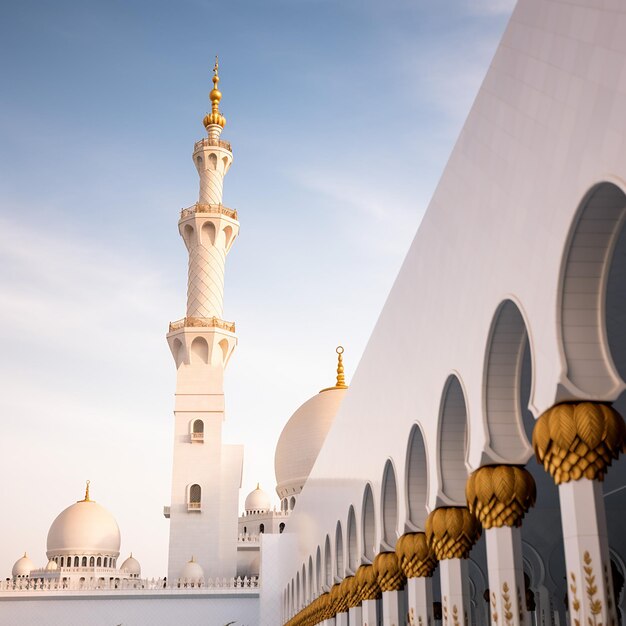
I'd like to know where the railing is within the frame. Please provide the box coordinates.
[180,203,238,220]
[187,502,201,511]
[0,576,259,593]
[168,316,236,333]
[193,137,232,153]
[191,432,204,442]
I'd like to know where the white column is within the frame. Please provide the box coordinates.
[406,576,434,625]
[559,478,617,625]
[348,605,362,626]
[336,611,349,626]
[361,598,378,626]
[381,589,401,626]
[440,559,470,626]
[485,526,530,626]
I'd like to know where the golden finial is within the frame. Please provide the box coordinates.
[256,482,260,490]
[203,55,226,130]
[78,480,92,503]
[320,346,349,392]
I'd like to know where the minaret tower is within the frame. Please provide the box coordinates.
[165,58,243,582]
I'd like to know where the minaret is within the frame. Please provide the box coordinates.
[165,58,243,582]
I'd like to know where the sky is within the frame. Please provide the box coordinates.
[0,0,514,578]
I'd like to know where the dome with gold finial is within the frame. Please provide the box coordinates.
[46,481,121,559]
[274,347,349,500]
[203,56,226,129]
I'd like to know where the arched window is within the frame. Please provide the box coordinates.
[189,484,201,510]
[290,496,296,510]
[243,526,247,534]
[191,419,204,442]
[74,556,79,567]
[81,556,87,567]
[97,557,102,567]
[259,523,265,534]
[104,557,108,567]
[89,556,94,567]
[280,522,285,533]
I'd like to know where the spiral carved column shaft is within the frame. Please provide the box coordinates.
[533,402,626,626]
[466,465,536,626]
[426,507,481,626]
[186,241,226,318]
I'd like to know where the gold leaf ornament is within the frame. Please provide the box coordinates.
[533,403,626,484]
[372,551,406,592]
[395,532,438,578]
[466,465,536,528]
[425,507,481,560]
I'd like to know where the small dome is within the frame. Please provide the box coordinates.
[12,553,34,577]
[46,482,121,559]
[245,484,271,513]
[180,557,204,582]
[275,387,347,499]
[120,553,141,576]
[45,559,58,571]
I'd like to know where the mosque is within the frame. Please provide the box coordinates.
[4,1,626,625]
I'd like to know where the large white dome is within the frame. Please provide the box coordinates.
[274,386,347,499]
[46,485,121,558]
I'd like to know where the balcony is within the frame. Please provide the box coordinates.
[193,137,232,153]
[180,202,238,221]
[168,316,236,333]
[163,506,170,519]
[191,432,204,443]
[188,502,201,512]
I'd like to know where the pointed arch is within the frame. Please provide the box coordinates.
[381,459,398,549]
[347,505,358,574]
[324,535,332,589]
[438,374,469,504]
[190,337,209,364]
[406,423,428,529]
[483,299,534,462]
[560,182,626,398]
[315,546,322,594]
[335,521,344,580]
[308,556,314,601]
[201,221,216,246]
[361,483,376,562]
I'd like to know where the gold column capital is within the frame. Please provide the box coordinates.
[425,506,481,560]
[355,563,381,601]
[373,551,406,592]
[466,464,536,529]
[395,532,438,578]
[533,402,626,484]
[328,582,342,617]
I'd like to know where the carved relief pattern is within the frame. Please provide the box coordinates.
[501,582,513,626]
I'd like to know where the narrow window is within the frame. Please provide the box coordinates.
[279,523,285,534]
[259,523,265,534]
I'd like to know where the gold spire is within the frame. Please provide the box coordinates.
[78,480,93,503]
[256,482,260,490]
[320,346,349,392]
[203,55,226,129]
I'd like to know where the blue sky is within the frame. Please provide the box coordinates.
[0,0,513,577]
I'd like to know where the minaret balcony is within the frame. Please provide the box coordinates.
[187,502,202,512]
[180,203,238,221]
[190,432,204,442]
[168,316,235,333]
[193,137,232,153]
